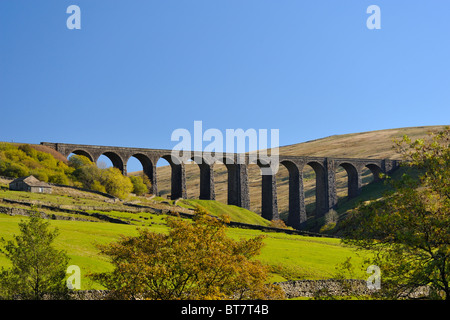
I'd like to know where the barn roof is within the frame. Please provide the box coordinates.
[10,175,51,187]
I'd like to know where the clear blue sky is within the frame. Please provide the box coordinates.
[1,1,449,171]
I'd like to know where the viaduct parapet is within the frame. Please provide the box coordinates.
[41,142,400,230]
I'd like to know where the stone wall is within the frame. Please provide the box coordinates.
[29,280,431,300]
[0,199,129,224]
[275,279,430,299]
[68,290,110,300]
[65,280,372,300]
[275,279,373,298]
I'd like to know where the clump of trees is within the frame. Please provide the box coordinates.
[129,175,150,196]
[0,143,73,185]
[342,127,449,300]
[69,155,134,199]
[0,143,151,199]
[90,208,285,300]
[69,154,149,199]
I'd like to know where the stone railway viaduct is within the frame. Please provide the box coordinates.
[41,142,400,230]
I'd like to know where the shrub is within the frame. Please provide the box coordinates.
[0,161,29,178]
[0,211,70,300]
[90,209,285,300]
[0,144,72,184]
[29,169,49,182]
[320,209,339,233]
[130,176,149,196]
[101,168,133,199]
[19,144,38,159]
[48,172,70,185]
[342,128,450,300]
[141,174,152,193]
[68,154,93,169]
[269,219,289,229]
[91,180,106,193]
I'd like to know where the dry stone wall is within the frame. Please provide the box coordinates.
[275,279,373,298]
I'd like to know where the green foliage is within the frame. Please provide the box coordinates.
[70,157,100,189]
[0,211,70,299]
[141,174,152,192]
[320,209,339,233]
[90,208,285,300]
[342,127,450,300]
[48,172,70,185]
[129,176,149,196]
[269,219,290,229]
[90,180,107,193]
[0,160,29,178]
[0,209,370,290]
[68,154,92,169]
[101,168,133,199]
[0,143,73,183]
[0,145,137,199]
[69,155,133,199]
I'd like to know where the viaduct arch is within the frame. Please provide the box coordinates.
[42,142,399,230]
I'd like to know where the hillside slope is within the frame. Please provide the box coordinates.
[278,125,446,158]
[0,182,369,286]
[153,125,448,219]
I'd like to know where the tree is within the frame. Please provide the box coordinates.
[69,155,134,199]
[101,167,133,199]
[0,160,29,178]
[129,175,149,196]
[71,163,101,190]
[90,208,285,300]
[68,154,93,169]
[0,143,73,183]
[0,211,70,300]
[342,127,450,300]
[141,174,152,194]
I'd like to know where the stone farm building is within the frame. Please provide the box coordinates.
[9,176,52,194]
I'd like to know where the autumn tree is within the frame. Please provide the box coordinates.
[129,175,149,196]
[90,208,285,300]
[68,154,93,170]
[342,127,450,300]
[69,155,133,199]
[0,211,70,300]
[0,143,73,184]
[101,167,133,199]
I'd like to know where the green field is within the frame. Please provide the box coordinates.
[178,199,273,227]
[0,211,370,290]
[0,175,374,291]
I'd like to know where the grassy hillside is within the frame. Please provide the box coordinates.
[0,212,370,289]
[278,125,446,158]
[0,180,371,289]
[178,199,273,227]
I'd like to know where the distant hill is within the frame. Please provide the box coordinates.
[151,125,448,220]
[277,125,447,159]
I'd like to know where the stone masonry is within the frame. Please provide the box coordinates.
[41,142,399,230]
